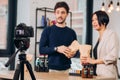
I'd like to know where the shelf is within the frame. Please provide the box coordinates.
[36,7,54,13]
[37,26,46,29]
[36,42,40,44]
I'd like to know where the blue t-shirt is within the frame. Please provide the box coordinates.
[39,25,77,70]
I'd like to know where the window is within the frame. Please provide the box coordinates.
[0,0,17,57]
[0,0,8,49]
[68,0,87,44]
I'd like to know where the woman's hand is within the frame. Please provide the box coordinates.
[80,56,96,64]
[80,56,88,64]
[86,57,96,64]
[86,58,104,64]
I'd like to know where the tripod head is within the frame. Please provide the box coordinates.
[14,38,30,51]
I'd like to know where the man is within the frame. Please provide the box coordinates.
[39,1,78,71]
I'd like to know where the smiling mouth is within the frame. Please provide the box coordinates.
[58,17,63,20]
[57,19,63,22]
[93,24,98,27]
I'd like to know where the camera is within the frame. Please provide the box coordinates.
[14,23,34,51]
[15,23,34,38]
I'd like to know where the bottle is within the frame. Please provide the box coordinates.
[35,58,40,72]
[82,65,88,78]
[35,58,39,66]
[88,64,93,78]
[44,55,49,72]
[39,55,45,72]
[41,15,47,27]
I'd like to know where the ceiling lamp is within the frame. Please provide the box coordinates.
[109,0,114,10]
[116,1,120,11]
[101,0,120,12]
[101,2,105,11]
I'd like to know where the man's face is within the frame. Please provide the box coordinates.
[55,7,68,24]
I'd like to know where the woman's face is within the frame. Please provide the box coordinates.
[92,14,101,31]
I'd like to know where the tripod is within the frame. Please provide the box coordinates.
[13,50,36,80]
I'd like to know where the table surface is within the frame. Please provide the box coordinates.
[0,70,115,80]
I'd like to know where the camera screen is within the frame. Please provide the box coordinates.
[16,30,24,36]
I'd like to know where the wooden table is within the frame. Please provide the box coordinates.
[0,71,115,80]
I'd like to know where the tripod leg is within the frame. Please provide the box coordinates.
[25,61,36,80]
[20,60,24,80]
[13,64,21,80]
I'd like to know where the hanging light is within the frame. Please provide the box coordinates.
[101,2,105,11]
[116,1,120,11]
[101,0,120,13]
[108,4,112,13]
[109,0,114,10]
[108,8,112,13]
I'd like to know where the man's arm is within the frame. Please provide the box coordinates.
[39,28,55,55]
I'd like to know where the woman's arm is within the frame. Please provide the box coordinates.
[87,58,104,64]
[80,56,104,64]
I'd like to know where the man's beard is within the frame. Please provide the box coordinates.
[56,17,66,24]
[57,21,65,24]
[57,19,66,24]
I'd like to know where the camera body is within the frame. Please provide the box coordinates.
[15,23,34,38]
[14,23,34,51]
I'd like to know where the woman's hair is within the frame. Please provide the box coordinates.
[92,10,109,27]
[54,1,69,14]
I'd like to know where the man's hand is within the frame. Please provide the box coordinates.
[57,45,75,58]
[57,45,68,53]
[64,49,76,58]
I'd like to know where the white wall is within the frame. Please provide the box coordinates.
[17,0,31,25]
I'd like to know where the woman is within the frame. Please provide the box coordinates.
[81,10,119,79]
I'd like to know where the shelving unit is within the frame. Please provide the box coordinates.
[34,7,72,71]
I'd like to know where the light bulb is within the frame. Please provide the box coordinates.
[108,8,112,13]
[101,2,105,11]
[116,7,120,11]
[101,6,105,11]
[116,2,120,11]
[109,1,114,10]
[110,5,114,10]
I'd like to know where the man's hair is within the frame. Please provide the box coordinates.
[54,1,69,13]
